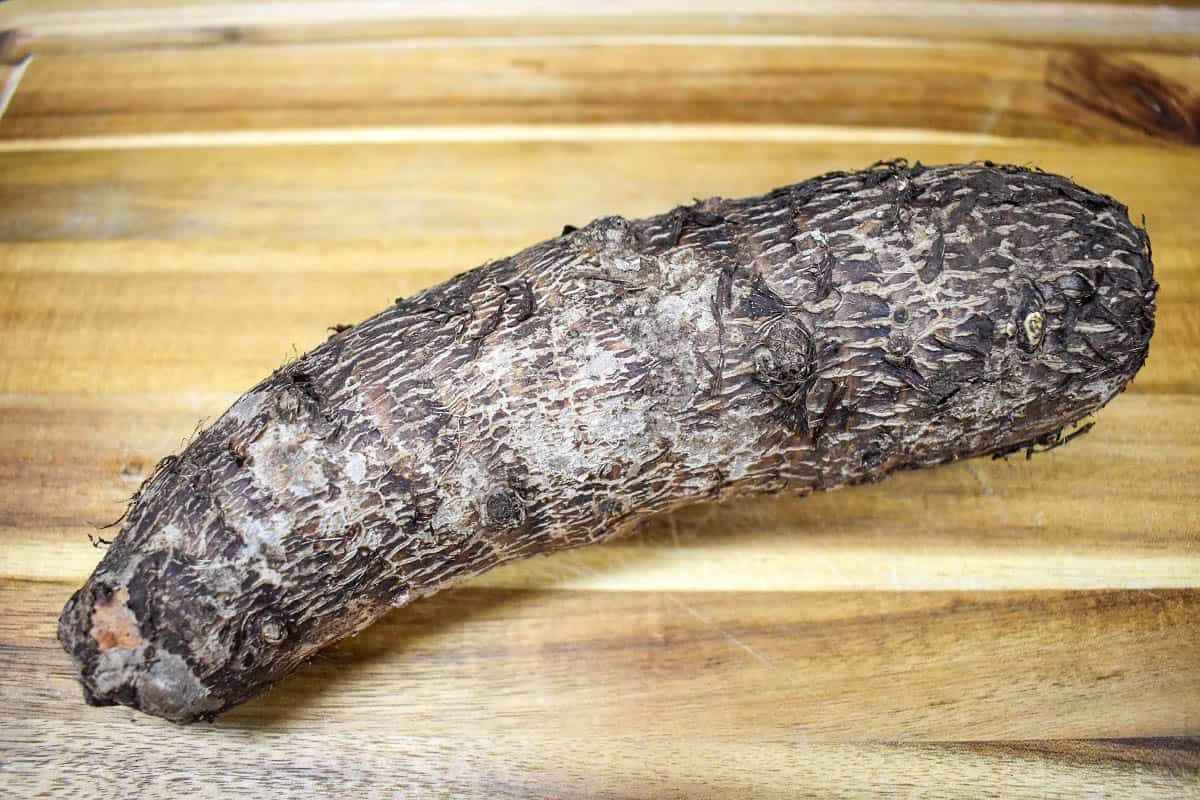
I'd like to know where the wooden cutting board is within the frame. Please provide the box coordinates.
[1,2,1197,797]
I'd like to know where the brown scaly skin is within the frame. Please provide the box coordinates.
[59,160,1156,722]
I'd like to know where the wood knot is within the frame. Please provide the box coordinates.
[1047,50,1200,145]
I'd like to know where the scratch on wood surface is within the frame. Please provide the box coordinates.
[667,513,681,549]
[665,593,775,668]
[977,83,1016,138]
[962,82,1016,164]
[967,462,995,496]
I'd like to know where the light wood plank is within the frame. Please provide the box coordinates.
[4,581,1199,743]
[4,1,1200,54]
[0,137,1189,246]
[2,721,1197,800]
[3,720,1196,800]
[0,5,1196,795]
[3,39,1199,144]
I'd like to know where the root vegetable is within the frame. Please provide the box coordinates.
[58,160,1157,722]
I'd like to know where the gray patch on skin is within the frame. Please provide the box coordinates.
[135,648,219,722]
[248,422,330,499]
[88,640,218,723]
[222,389,266,426]
[90,646,149,698]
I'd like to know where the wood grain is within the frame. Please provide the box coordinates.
[1,1,1198,797]
[4,726,1196,800]
[4,581,1200,738]
[3,581,1199,797]
[2,40,1199,144]
[4,0,1200,55]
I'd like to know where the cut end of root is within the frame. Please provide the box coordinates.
[88,586,144,651]
[59,579,225,724]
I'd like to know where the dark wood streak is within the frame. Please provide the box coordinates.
[1047,50,1200,146]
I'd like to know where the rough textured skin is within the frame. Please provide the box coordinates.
[59,161,1157,722]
